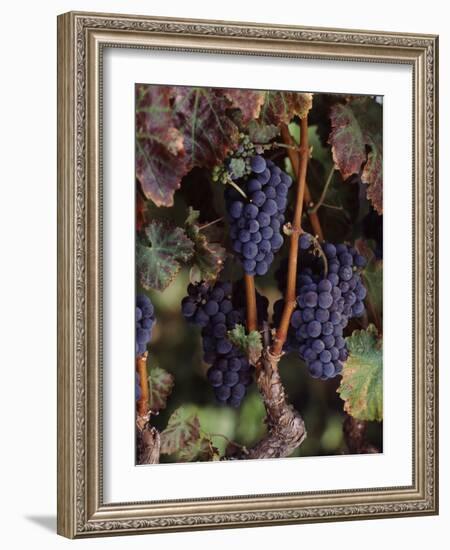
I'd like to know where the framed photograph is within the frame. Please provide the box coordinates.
[57,11,439,538]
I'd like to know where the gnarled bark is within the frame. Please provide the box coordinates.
[137,417,161,464]
[245,349,306,459]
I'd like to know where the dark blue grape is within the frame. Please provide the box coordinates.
[312,339,325,353]
[244,203,258,219]
[265,186,277,199]
[315,308,329,322]
[238,229,251,243]
[309,360,323,378]
[215,385,231,402]
[136,294,155,357]
[323,335,335,349]
[261,226,274,240]
[247,179,261,193]
[323,362,335,377]
[231,383,246,400]
[257,211,270,227]
[223,371,240,387]
[243,259,256,273]
[251,190,266,207]
[318,292,333,309]
[243,242,258,259]
[307,320,322,338]
[251,231,262,244]
[300,233,312,250]
[204,300,219,316]
[248,219,260,233]
[250,155,267,174]
[207,368,223,387]
[304,291,318,308]
[339,266,353,281]
[229,201,244,218]
[270,232,284,250]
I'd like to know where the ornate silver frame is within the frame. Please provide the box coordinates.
[57,11,439,538]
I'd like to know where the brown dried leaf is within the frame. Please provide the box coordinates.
[223,89,266,124]
[362,135,383,214]
[329,103,366,180]
[260,91,313,125]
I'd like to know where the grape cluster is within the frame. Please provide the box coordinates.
[225,155,292,276]
[182,281,257,407]
[136,294,155,356]
[275,238,367,380]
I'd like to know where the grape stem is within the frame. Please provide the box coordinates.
[198,217,223,230]
[272,117,309,356]
[136,352,150,417]
[136,351,161,464]
[244,273,258,332]
[308,165,335,214]
[227,178,248,199]
[280,124,324,241]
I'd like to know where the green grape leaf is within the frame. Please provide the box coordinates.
[173,87,240,168]
[147,366,174,413]
[222,89,266,124]
[228,324,263,366]
[184,208,226,284]
[159,407,201,455]
[247,120,280,144]
[177,436,220,462]
[259,91,313,126]
[136,85,189,207]
[136,221,194,291]
[329,103,366,180]
[337,325,383,422]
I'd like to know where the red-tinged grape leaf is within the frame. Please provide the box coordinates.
[136,191,148,232]
[159,407,201,455]
[228,324,263,366]
[136,85,189,207]
[259,91,313,125]
[222,89,266,124]
[177,436,220,462]
[247,120,280,144]
[337,325,383,422]
[147,366,174,413]
[328,103,366,180]
[362,135,383,214]
[173,87,240,168]
[329,97,383,214]
[185,208,226,284]
[136,221,194,291]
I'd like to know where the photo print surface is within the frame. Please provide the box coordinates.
[134,85,383,465]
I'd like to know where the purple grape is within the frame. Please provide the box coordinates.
[250,155,267,173]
